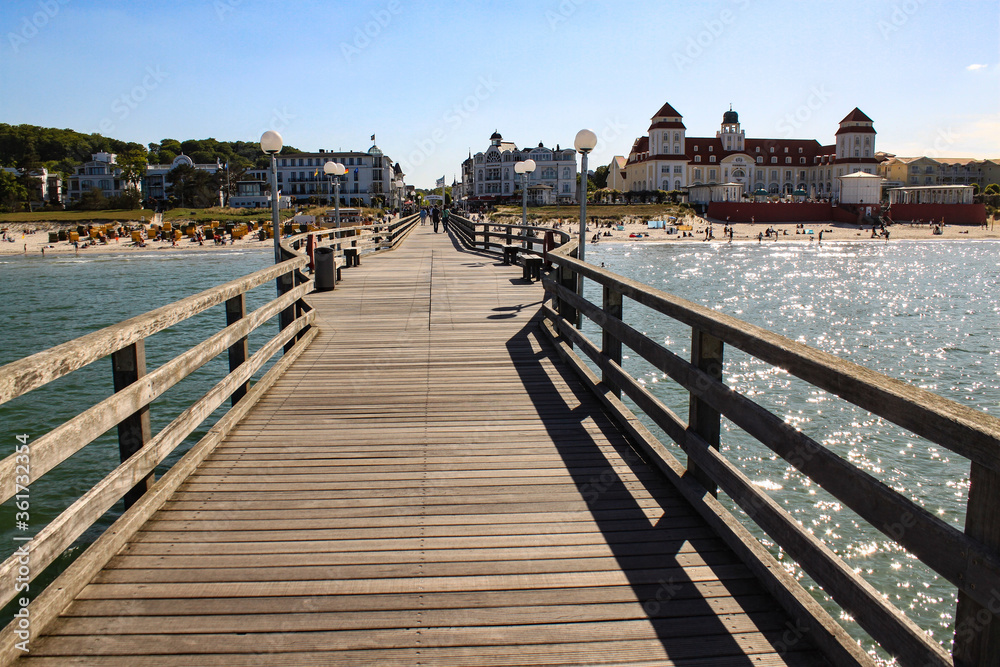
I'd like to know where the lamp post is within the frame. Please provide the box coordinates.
[395,178,404,216]
[260,130,283,266]
[324,161,346,227]
[513,158,536,229]
[574,129,598,263]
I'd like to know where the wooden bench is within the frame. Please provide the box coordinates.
[522,256,542,282]
[502,244,520,265]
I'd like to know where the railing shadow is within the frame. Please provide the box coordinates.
[501,316,778,665]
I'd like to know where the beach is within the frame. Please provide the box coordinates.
[1,216,998,256]
[516,215,1000,245]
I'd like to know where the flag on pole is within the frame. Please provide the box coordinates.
[371,134,376,142]
[435,176,445,187]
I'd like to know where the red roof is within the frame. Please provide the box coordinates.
[835,125,877,136]
[649,121,687,130]
[840,108,873,123]
[652,102,683,119]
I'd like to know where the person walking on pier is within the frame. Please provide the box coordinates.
[420,207,427,226]
[432,206,441,232]
[442,208,450,231]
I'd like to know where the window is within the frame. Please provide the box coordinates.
[709,169,717,181]
[784,147,789,153]
[673,165,682,174]
[798,147,803,153]
[693,145,698,151]
[756,156,763,164]
[708,146,713,152]
[755,147,760,153]
[800,158,806,164]
[280,159,287,167]
[298,159,304,166]
[709,156,716,163]
[770,147,775,153]
[695,155,701,162]
[785,157,791,164]
[771,157,777,164]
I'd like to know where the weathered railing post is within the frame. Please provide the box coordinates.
[557,255,578,340]
[482,222,489,252]
[602,284,623,398]
[505,225,512,246]
[278,265,295,353]
[110,342,153,508]
[687,328,724,496]
[226,294,249,406]
[953,464,1000,665]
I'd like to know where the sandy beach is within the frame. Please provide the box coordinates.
[510,215,1000,245]
[1,216,998,256]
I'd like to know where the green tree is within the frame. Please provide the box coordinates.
[166,164,222,208]
[0,170,28,211]
[592,164,610,189]
[77,186,109,211]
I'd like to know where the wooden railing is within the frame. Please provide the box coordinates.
[453,212,1000,665]
[0,216,417,663]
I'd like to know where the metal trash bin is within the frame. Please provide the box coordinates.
[314,247,336,291]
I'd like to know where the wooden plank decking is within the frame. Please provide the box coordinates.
[17,224,829,665]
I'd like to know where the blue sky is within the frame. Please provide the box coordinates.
[1,0,997,188]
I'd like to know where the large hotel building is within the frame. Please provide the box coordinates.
[616,102,878,200]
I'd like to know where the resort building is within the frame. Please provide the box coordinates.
[619,103,880,201]
[606,156,627,190]
[144,154,224,205]
[243,142,404,208]
[887,185,975,205]
[466,132,578,205]
[878,156,997,188]
[66,152,130,204]
[2,166,62,206]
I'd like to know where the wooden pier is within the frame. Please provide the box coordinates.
[3,215,999,666]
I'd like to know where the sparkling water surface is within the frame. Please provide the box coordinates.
[582,239,999,661]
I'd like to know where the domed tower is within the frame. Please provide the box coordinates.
[717,105,744,152]
[490,130,503,147]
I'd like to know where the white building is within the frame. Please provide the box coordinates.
[245,143,404,208]
[467,132,577,204]
[2,166,62,206]
[145,154,224,205]
[623,103,879,202]
[887,185,975,205]
[836,171,882,205]
[66,152,129,203]
[606,156,627,191]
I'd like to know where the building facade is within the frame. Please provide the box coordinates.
[878,156,997,189]
[145,154,224,205]
[66,152,129,203]
[621,103,879,201]
[244,143,403,208]
[466,132,577,204]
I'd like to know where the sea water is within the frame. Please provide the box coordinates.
[583,239,1000,661]
[0,248,274,627]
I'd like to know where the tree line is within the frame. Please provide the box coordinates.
[0,123,300,211]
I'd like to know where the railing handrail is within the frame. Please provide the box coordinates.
[0,256,307,406]
[537,233,1000,665]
